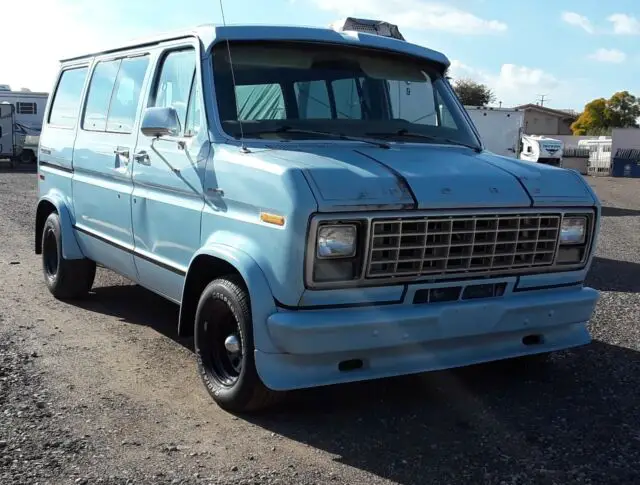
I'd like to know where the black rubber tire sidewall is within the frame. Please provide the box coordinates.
[41,212,96,299]
[194,277,263,412]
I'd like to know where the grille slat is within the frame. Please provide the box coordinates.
[366,214,561,279]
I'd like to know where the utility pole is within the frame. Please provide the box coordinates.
[537,94,549,106]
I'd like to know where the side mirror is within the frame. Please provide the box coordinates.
[141,107,181,138]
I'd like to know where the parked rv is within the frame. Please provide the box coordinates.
[1,103,16,165]
[520,134,564,166]
[35,18,601,412]
[0,87,48,164]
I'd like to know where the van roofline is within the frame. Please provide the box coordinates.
[59,23,450,67]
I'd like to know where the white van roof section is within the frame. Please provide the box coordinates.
[59,23,450,68]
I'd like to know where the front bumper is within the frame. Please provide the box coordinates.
[255,285,599,391]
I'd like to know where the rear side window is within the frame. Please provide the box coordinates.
[83,55,149,133]
[107,56,150,133]
[83,60,120,131]
[48,67,89,128]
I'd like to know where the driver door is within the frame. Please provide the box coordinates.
[131,44,206,302]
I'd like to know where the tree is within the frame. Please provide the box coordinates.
[452,78,496,106]
[607,91,640,128]
[571,91,640,135]
[571,98,608,135]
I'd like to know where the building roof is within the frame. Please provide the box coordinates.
[514,104,578,120]
[60,23,450,67]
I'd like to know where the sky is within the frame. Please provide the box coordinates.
[1,0,639,111]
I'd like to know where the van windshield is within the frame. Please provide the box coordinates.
[211,41,481,149]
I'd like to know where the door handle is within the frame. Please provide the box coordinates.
[134,150,150,165]
[114,148,130,157]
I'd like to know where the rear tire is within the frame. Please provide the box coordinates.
[194,275,281,413]
[41,212,96,299]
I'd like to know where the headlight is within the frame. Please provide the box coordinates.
[317,225,357,258]
[308,221,365,286]
[559,216,586,245]
[556,213,592,265]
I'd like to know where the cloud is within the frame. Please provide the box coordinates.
[561,11,594,34]
[448,61,560,107]
[314,0,507,34]
[0,1,135,93]
[588,48,627,63]
[0,1,87,92]
[608,13,640,35]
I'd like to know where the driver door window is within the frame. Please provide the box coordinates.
[150,48,196,134]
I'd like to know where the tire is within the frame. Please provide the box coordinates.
[194,275,281,413]
[21,150,36,164]
[41,212,96,299]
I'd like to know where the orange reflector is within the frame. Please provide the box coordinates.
[260,212,285,226]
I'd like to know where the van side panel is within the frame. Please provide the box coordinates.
[38,64,91,221]
[37,64,90,260]
[71,52,152,281]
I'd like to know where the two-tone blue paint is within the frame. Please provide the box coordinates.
[36,24,601,392]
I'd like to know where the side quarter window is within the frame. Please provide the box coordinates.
[150,48,196,135]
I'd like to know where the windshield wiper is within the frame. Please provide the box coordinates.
[366,128,481,152]
[238,126,390,149]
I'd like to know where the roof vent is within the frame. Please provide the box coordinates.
[330,17,405,40]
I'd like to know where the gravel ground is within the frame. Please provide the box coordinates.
[1,167,639,485]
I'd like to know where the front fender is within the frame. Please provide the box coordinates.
[36,192,84,260]
[184,243,280,353]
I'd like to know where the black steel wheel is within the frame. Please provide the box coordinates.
[194,275,280,413]
[41,212,96,299]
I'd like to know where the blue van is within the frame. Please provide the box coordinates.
[34,19,601,412]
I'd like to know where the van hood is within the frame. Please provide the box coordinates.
[265,144,595,212]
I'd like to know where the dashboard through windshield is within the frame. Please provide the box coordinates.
[211,40,481,149]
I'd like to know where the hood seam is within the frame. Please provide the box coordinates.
[354,149,418,209]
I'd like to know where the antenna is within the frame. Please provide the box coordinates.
[218,0,248,153]
[536,94,549,107]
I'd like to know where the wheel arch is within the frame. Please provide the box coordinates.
[179,245,279,353]
[35,195,84,260]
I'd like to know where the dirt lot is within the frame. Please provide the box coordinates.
[1,167,639,485]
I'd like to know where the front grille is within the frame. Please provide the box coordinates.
[366,213,561,279]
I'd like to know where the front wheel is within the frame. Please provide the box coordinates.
[41,212,96,299]
[194,275,280,413]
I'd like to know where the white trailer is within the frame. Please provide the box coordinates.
[464,106,524,158]
[578,137,612,176]
[520,134,564,167]
[0,87,49,164]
